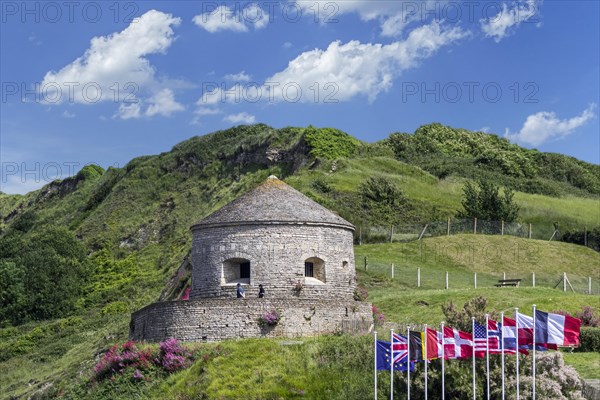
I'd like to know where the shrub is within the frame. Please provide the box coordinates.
[258,310,281,328]
[459,180,519,222]
[154,338,192,372]
[576,327,600,353]
[92,338,193,383]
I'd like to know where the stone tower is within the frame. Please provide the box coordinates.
[189,175,356,300]
[129,176,372,342]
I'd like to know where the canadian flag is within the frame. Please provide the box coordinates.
[443,326,473,359]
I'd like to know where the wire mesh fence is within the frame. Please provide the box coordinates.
[355,218,597,252]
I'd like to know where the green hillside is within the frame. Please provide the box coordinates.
[0,123,598,399]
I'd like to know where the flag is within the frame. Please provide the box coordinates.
[487,319,502,354]
[502,316,528,354]
[443,326,473,359]
[515,311,534,346]
[535,310,581,347]
[424,328,443,360]
[409,331,423,361]
[473,322,489,358]
[392,332,408,364]
[515,311,558,351]
[376,340,416,371]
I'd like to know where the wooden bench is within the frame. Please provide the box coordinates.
[495,279,522,287]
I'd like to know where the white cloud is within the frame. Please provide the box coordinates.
[193,4,268,33]
[480,0,540,42]
[62,110,75,118]
[295,0,438,36]
[116,103,142,120]
[505,104,597,146]
[282,41,293,49]
[479,126,491,133]
[264,20,468,103]
[225,71,252,82]
[223,112,256,124]
[145,88,185,117]
[40,10,182,117]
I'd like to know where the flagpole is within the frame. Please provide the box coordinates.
[532,304,537,400]
[441,322,445,400]
[486,313,490,400]
[390,328,394,400]
[472,317,476,400]
[515,307,520,400]
[424,324,428,400]
[501,312,505,400]
[374,331,378,400]
[407,326,411,400]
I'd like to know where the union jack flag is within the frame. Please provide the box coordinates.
[391,332,408,364]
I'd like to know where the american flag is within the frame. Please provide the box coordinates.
[391,332,408,364]
[474,320,501,357]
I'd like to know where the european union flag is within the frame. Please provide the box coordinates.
[376,340,416,372]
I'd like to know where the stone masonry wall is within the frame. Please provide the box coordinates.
[129,298,372,342]
[190,223,356,300]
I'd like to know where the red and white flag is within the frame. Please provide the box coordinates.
[443,326,473,359]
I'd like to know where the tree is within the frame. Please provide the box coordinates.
[359,176,410,224]
[459,180,519,222]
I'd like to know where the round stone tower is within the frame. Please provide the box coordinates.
[129,176,372,342]
[189,175,356,300]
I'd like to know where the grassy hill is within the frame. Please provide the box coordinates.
[0,123,598,399]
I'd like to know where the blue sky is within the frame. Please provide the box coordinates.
[1,0,598,194]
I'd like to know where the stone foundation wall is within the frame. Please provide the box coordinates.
[129,298,372,342]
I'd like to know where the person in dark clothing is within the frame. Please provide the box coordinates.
[236,283,245,298]
[258,284,265,298]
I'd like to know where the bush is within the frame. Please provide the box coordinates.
[93,339,193,382]
[576,327,600,353]
[459,180,519,222]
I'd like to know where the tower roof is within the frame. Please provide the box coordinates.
[192,176,354,230]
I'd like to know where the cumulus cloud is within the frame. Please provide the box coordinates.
[40,10,183,119]
[225,71,252,82]
[223,112,256,124]
[264,20,468,103]
[480,0,540,42]
[145,89,185,117]
[193,4,268,33]
[295,0,439,36]
[505,104,597,146]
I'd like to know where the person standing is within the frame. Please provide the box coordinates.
[236,283,245,298]
[258,284,265,298]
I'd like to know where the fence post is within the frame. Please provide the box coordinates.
[501,220,504,236]
[529,223,532,239]
[503,272,506,281]
[418,268,421,288]
[418,224,429,240]
[474,272,477,289]
[445,271,449,290]
[563,272,567,292]
[584,226,587,247]
[589,277,592,295]
[391,263,394,279]
[474,218,477,235]
[390,226,394,243]
[359,226,362,246]
[447,217,451,236]
[532,272,535,288]
[365,256,368,271]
